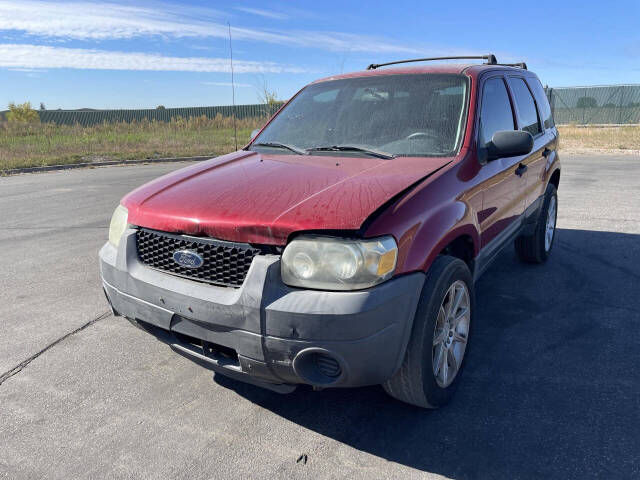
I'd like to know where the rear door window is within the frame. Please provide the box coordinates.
[479,77,515,147]
[508,77,542,136]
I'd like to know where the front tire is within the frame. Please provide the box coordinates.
[383,255,474,408]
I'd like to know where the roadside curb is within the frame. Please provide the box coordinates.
[1,155,211,176]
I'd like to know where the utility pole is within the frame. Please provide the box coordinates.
[228,22,238,151]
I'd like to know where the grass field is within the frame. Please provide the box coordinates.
[557,125,640,153]
[0,115,263,171]
[1,119,638,172]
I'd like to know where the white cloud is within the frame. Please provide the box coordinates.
[201,82,253,87]
[235,6,288,20]
[0,0,225,40]
[0,44,309,73]
[8,67,47,72]
[0,0,422,54]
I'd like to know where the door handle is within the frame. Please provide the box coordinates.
[515,163,528,177]
[542,147,552,158]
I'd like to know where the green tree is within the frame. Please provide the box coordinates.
[261,87,279,106]
[576,97,598,124]
[576,96,597,108]
[257,76,280,117]
[156,105,166,110]
[6,102,40,123]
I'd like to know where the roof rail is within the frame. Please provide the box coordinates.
[366,54,498,70]
[498,62,528,70]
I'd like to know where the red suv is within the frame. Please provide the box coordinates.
[100,55,560,408]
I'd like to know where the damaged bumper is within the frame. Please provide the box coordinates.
[99,229,424,391]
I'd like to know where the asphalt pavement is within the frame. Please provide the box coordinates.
[1,155,638,479]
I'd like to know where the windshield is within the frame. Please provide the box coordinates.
[250,74,469,157]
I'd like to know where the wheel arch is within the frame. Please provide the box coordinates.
[400,204,481,277]
[438,233,476,274]
[549,168,561,190]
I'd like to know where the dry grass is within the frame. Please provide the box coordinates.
[557,125,640,153]
[0,114,265,171]
[2,119,639,172]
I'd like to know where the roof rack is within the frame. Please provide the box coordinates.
[366,54,498,70]
[498,62,528,70]
[366,55,528,71]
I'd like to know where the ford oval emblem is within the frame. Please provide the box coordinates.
[173,250,204,269]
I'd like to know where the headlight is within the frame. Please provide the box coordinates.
[108,205,128,247]
[281,235,397,290]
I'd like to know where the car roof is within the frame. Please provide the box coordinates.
[311,64,532,84]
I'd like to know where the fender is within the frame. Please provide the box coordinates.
[402,201,480,274]
[363,163,481,276]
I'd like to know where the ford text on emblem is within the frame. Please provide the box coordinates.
[173,250,204,269]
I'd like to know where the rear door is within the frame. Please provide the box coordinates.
[477,74,527,248]
[506,76,548,211]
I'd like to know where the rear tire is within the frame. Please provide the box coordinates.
[383,255,474,408]
[515,183,558,263]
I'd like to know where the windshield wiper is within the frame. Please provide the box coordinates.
[306,145,395,159]
[251,142,307,155]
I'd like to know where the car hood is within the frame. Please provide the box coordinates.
[123,150,453,244]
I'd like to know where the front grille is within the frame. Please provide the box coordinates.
[136,228,261,287]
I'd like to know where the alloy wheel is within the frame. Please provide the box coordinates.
[432,280,471,388]
[545,196,557,251]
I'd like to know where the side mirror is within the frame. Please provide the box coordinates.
[250,129,261,140]
[479,130,534,163]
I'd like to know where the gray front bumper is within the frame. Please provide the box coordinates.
[100,229,425,390]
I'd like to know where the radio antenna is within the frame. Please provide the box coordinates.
[228,22,238,151]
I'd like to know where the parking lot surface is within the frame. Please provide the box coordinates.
[1,155,639,479]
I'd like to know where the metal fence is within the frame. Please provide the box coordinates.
[2,84,640,126]
[9,103,284,127]
[545,84,640,125]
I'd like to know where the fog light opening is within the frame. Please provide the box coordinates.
[292,348,346,386]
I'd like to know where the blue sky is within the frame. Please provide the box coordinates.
[1,0,639,109]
